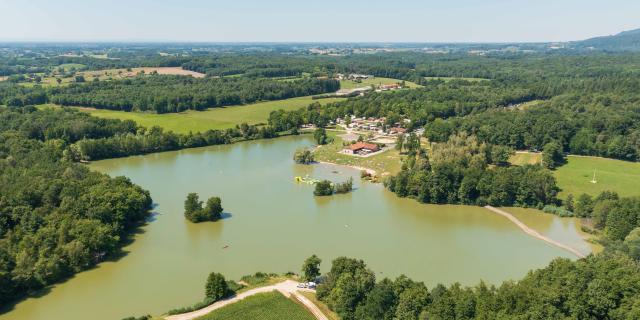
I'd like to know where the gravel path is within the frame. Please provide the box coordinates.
[165,280,327,320]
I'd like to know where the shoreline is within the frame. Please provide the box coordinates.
[484,206,586,258]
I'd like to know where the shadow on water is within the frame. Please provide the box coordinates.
[219,212,233,220]
[0,211,155,315]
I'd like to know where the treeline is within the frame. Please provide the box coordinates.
[316,253,640,320]
[0,109,152,306]
[48,76,339,113]
[72,123,279,161]
[563,191,640,245]
[0,106,285,162]
[426,92,640,161]
[385,133,559,207]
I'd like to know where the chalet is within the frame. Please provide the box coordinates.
[380,83,401,91]
[388,127,407,135]
[343,142,380,155]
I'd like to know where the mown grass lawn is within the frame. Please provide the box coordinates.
[196,291,315,320]
[313,131,404,176]
[554,155,640,199]
[42,95,344,134]
[339,77,421,89]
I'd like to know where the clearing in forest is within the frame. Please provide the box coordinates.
[554,155,640,199]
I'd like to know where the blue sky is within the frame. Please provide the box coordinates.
[1,0,638,42]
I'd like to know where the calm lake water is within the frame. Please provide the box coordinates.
[2,136,592,320]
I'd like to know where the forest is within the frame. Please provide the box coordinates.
[385,133,558,207]
[48,76,339,113]
[0,108,152,306]
[315,252,640,320]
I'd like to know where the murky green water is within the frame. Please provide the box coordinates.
[2,136,591,320]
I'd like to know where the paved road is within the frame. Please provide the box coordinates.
[165,280,328,320]
[484,206,586,258]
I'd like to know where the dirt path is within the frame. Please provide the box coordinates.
[165,280,327,320]
[484,206,586,258]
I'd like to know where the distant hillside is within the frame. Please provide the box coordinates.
[573,28,640,51]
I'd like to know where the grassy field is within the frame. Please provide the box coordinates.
[196,291,315,320]
[43,95,344,133]
[339,77,421,89]
[509,152,542,166]
[313,131,404,176]
[554,155,640,199]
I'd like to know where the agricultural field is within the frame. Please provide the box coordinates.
[196,291,315,320]
[313,131,404,176]
[80,67,206,79]
[339,77,421,89]
[42,95,344,133]
[554,155,640,199]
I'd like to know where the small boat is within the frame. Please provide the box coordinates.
[222,245,229,249]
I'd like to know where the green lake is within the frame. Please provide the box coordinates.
[1,136,593,320]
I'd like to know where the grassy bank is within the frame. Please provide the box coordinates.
[298,291,340,320]
[195,291,315,320]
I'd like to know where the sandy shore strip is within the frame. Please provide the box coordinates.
[484,206,586,258]
[316,160,377,176]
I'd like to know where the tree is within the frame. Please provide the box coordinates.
[205,272,229,301]
[184,193,223,222]
[56,78,62,84]
[203,197,223,220]
[624,228,640,261]
[314,180,334,196]
[490,145,513,166]
[302,254,322,282]
[395,134,404,152]
[74,75,86,83]
[314,128,328,145]
[565,194,575,212]
[293,149,315,164]
[184,193,203,221]
[542,141,564,169]
[574,193,594,218]
[334,177,354,194]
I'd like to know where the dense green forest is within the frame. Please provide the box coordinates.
[385,133,558,207]
[0,108,152,306]
[47,76,339,113]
